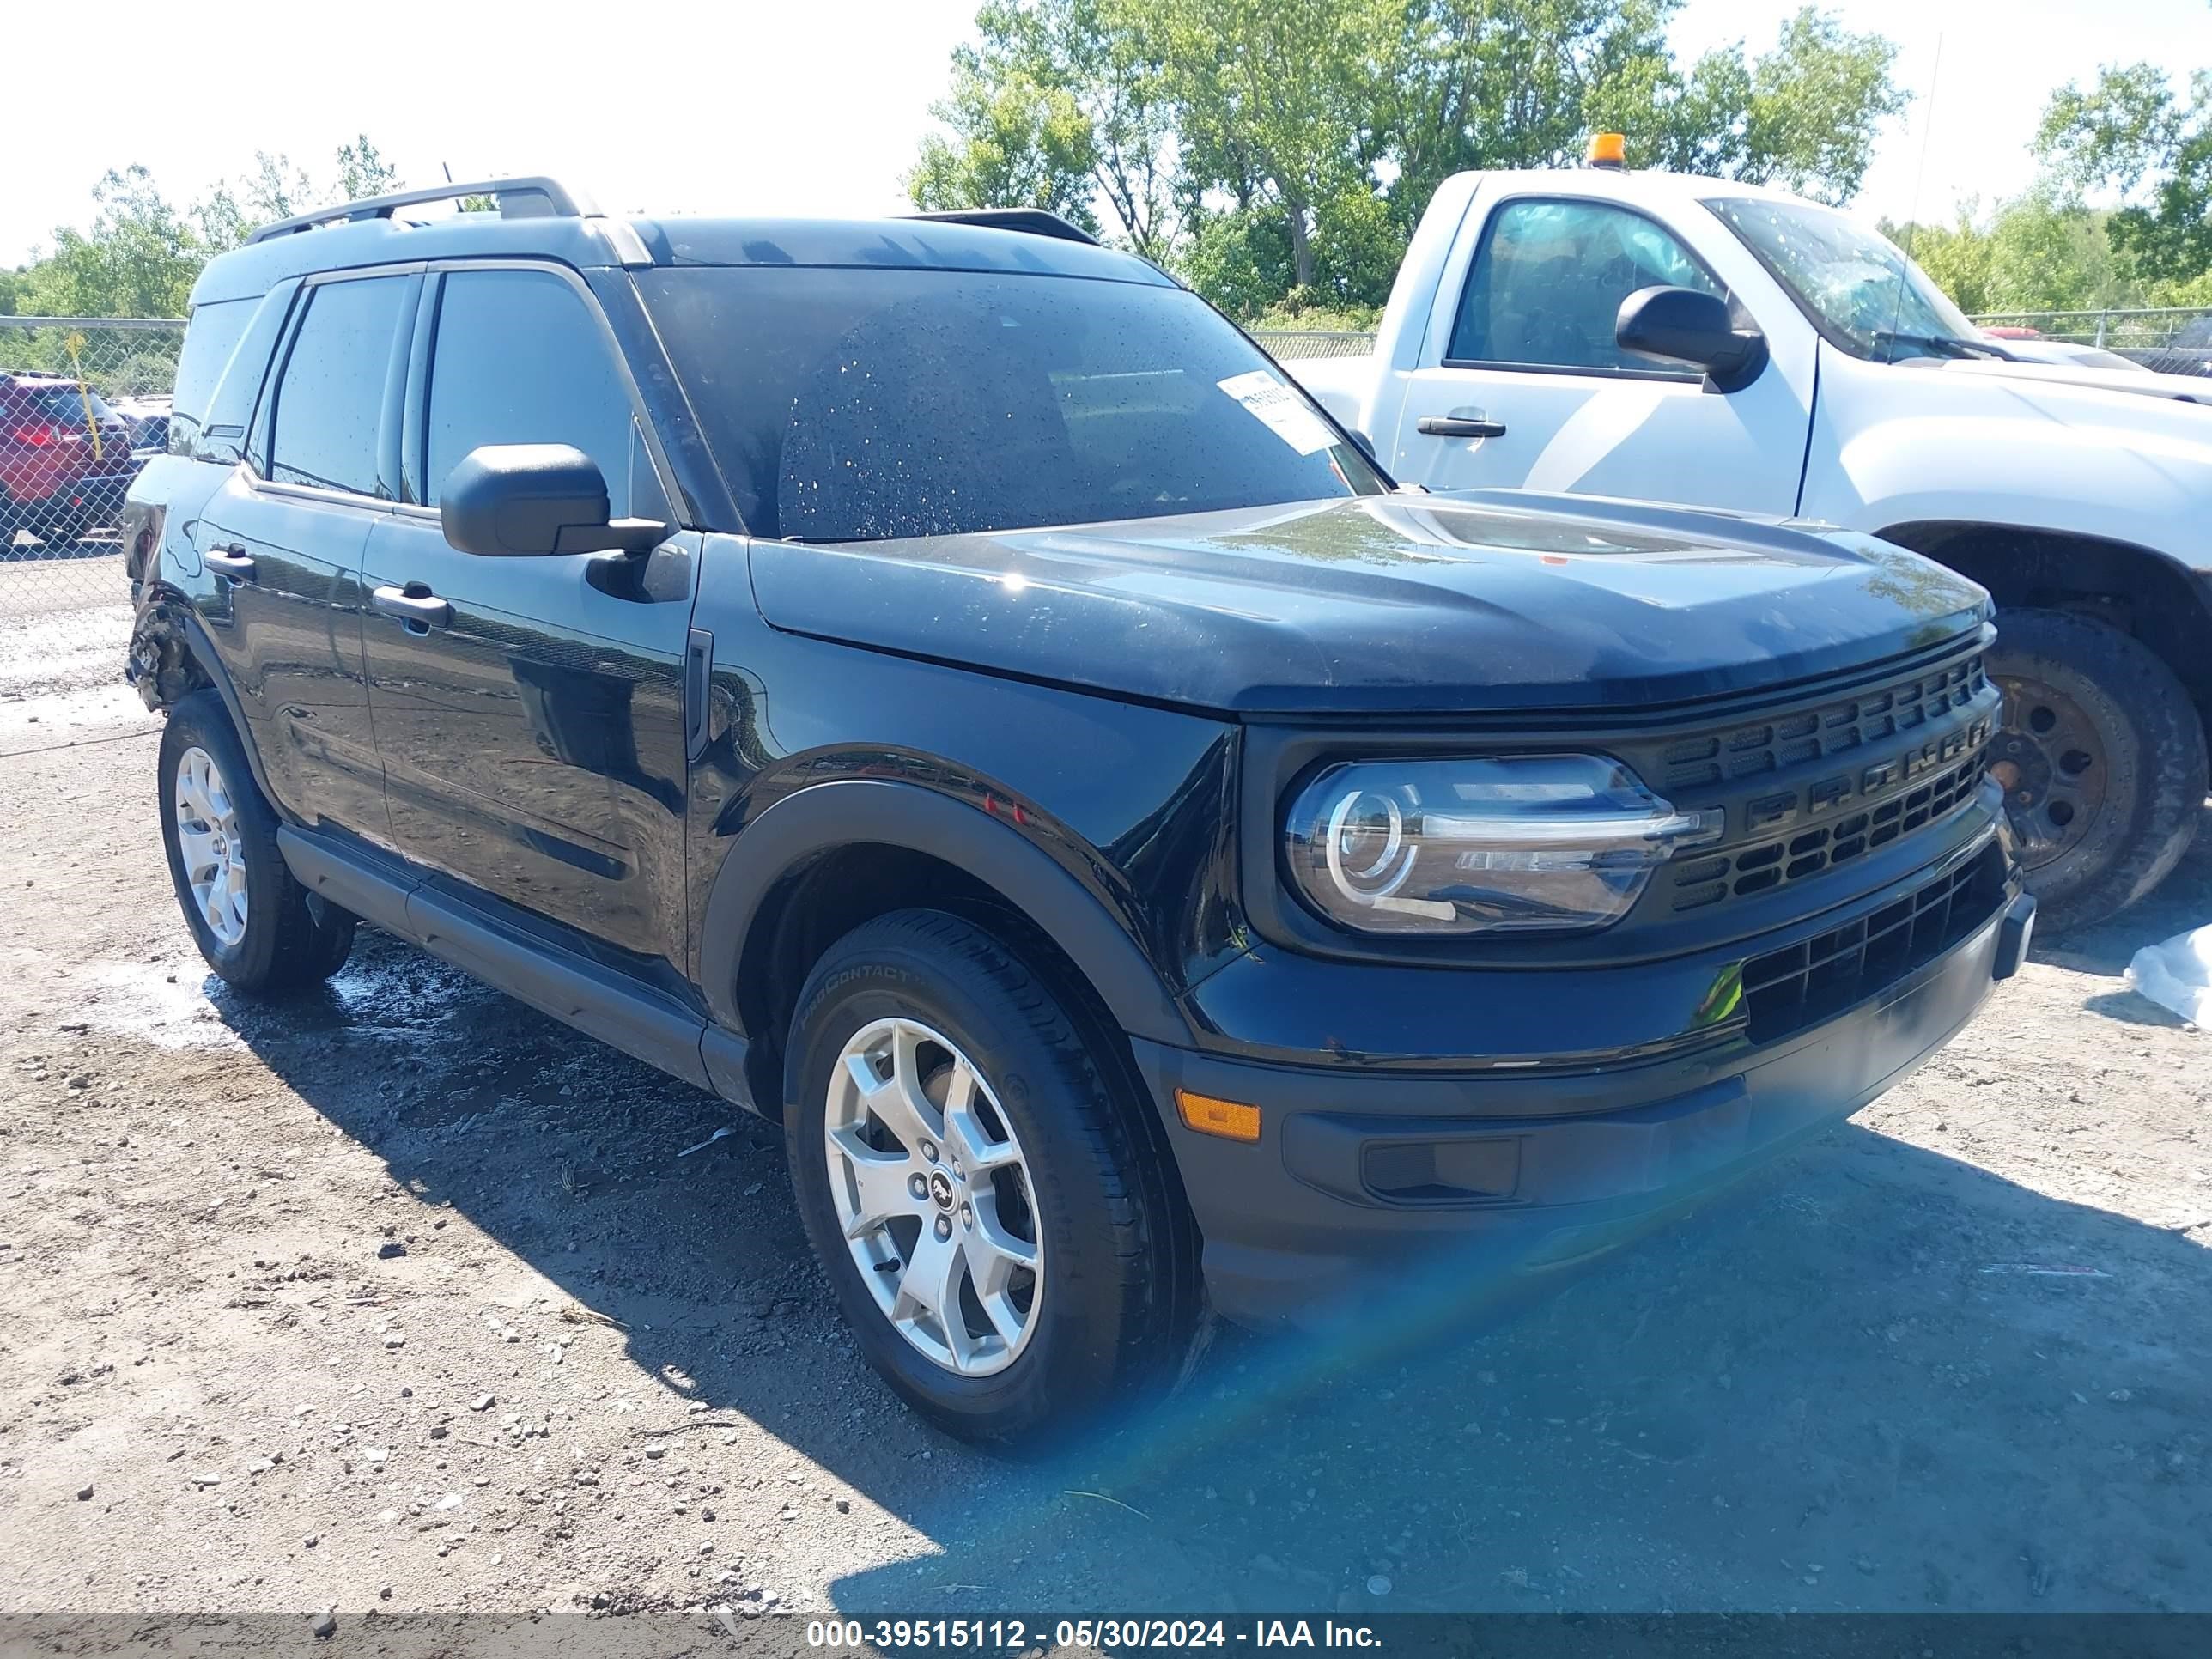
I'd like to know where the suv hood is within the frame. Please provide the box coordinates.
[750,492,1989,714]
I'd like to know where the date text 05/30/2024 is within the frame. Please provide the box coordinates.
[806,1619,1382,1650]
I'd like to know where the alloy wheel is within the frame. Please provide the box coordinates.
[823,1016,1043,1376]
[173,744,249,948]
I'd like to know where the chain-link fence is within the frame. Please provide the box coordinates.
[1967,307,2212,375]
[1251,328,1377,362]
[1253,313,2212,374]
[1,316,182,690]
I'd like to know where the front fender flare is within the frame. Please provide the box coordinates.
[695,778,1191,1048]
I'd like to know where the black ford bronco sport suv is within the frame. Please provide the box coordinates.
[125,177,2034,1444]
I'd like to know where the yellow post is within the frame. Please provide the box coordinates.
[63,331,102,462]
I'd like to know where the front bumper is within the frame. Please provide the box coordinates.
[1137,844,2032,1328]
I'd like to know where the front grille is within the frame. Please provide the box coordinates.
[1740,846,2004,1043]
[1670,746,1990,912]
[1659,653,1989,792]
[1655,643,1998,916]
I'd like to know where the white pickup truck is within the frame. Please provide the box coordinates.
[1291,163,2211,927]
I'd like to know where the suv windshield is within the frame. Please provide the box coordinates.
[639,267,1386,541]
[1704,196,1993,365]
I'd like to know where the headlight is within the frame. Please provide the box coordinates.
[1283,755,1721,936]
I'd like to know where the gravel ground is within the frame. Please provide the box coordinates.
[3,577,2208,1625]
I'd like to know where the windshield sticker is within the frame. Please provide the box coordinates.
[1217,369,1338,455]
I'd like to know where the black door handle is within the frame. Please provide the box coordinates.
[684,628,713,763]
[204,544,256,581]
[371,584,452,629]
[1417,416,1508,439]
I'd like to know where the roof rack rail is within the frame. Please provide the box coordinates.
[246,176,597,244]
[904,208,1099,246]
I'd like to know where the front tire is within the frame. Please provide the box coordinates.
[159,690,357,994]
[1986,609,2206,929]
[784,909,1199,1446]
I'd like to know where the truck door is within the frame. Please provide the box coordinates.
[1390,194,1810,514]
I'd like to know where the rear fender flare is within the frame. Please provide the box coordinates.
[130,594,284,817]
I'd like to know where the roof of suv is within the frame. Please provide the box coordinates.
[189,178,1171,307]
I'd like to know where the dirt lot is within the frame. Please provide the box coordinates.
[3,570,2208,1626]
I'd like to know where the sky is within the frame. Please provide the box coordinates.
[5,0,2209,270]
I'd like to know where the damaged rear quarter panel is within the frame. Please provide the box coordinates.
[122,455,236,710]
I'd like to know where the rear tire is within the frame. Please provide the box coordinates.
[159,690,357,994]
[1986,609,2206,929]
[783,908,1200,1447]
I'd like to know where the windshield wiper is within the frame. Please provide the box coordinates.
[1872,331,2011,363]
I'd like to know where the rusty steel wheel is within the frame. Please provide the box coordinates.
[1988,676,2112,876]
[1985,609,2204,929]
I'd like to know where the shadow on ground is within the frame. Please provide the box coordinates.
[201,894,2212,1616]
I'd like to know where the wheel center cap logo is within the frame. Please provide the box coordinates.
[927,1170,956,1209]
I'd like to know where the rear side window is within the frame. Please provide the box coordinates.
[1448,198,1723,373]
[422,269,640,514]
[266,276,410,497]
[168,297,255,450]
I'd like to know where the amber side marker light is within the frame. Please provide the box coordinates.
[1176,1090,1262,1143]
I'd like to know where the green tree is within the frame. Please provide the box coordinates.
[1375,0,1680,215]
[15,167,204,319]
[907,56,1103,232]
[13,138,407,320]
[909,0,1908,318]
[1663,5,1911,203]
[2038,64,2212,286]
[335,135,403,203]
[1887,192,2132,317]
[940,1,1179,257]
[1178,208,1294,317]
[1139,0,1378,291]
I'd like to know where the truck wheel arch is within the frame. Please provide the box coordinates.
[1877,521,2212,720]
[696,779,1193,1104]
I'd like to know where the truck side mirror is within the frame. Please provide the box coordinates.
[440,443,667,557]
[1616,286,1767,392]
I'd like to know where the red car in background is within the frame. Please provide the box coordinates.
[2,373,137,550]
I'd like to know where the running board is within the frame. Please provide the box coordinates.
[277,825,756,1114]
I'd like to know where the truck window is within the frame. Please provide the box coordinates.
[1704,195,1984,364]
[1447,199,1723,374]
[422,269,641,515]
[636,266,1386,542]
[265,276,410,499]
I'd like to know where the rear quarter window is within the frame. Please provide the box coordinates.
[167,298,255,453]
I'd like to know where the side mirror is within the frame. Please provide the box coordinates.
[440,443,667,557]
[1615,286,1767,392]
